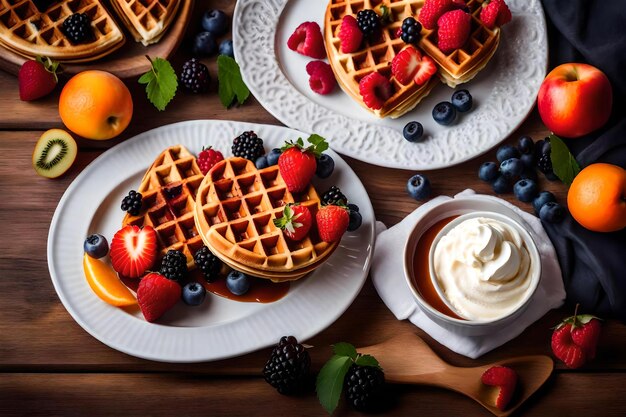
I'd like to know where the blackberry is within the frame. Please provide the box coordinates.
[232,131,264,161]
[321,186,347,206]
[180,58,211,93]
[356,9,381,37]
[400,17,422,44]
[344,364,385,411]
[62,13,93,44]
[160,250,188,281]
[263,336,311,395]
[121,190,142,216]
[194,246,222,282]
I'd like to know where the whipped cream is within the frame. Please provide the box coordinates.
[433,217,535,321]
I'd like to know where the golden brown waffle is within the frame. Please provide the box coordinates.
[0,0,125,62]
[110,0,180,46]
[122,145,205,270]
[193,157,338,282]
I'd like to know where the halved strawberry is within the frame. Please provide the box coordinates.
[274,204,312,242]
[391,46,437,86]
[481,365,518,411]
[110,225,157,278]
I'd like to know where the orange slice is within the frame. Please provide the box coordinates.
[83,254,137,307]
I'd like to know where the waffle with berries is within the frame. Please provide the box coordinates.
[122,145,206,270]
[110,0,181,46]
[0,0,125,62]
[193,157,338,282]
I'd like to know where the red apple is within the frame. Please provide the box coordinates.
[537,63,612,138]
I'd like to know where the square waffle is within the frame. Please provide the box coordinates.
[0,0,125,62]
[110,0,180,46]
[193,157,339,282]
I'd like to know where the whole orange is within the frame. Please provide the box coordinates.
[59,70,133,140]
[568,163,626,232]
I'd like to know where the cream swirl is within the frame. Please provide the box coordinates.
[433,217,535,321]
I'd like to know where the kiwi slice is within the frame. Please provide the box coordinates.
[32,129,78,179]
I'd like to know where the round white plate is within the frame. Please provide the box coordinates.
[233,0,548,170]
[47,120,375,363]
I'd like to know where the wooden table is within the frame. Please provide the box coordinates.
[1,2,625,415]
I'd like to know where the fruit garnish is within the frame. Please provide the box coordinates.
[403,121,424,142]
[356,9,381,38]
[321,185,347,206]
[232,131,264,161]
[338,15,363,53]
[400,17,422,45]
[481,365,518,411]
[306,61,337,95]
[480,0,512,29]
[226,270,251,295]
[432,101,457,125]
[193,32,217,56]
[202,9,229,36]
[180,58,210,93]
[278,134,329,193]
[418,0,458,30]
[315,154,335,179]
[316,205,350,243]
[451,89,472,112]
[197,146,224,175]
[194,246,222,283]
[217,55,250,108]
[159,249,188,281]
[391,46,436,86]
[62,13,93,44]
[437,9,471,54]
[32,129,77,179]
[551,305,602,369]
[182,282,206,306]
[359,72,392,110]
[83,254,137,307]
[18,56,59,101]
[274,204,312,242]
[163,184,183,200]
[263,336,311,395]
[110,225,157,278]
[121,190,143,216]
[138,55,178,111]
[84,234,109,259]
[287,21,326,59]
[136,272,181,322]
[407,173,432,201]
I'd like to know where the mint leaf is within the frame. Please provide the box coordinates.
[307,134,329,157]
[217,55,250,108]
[316,355,352,414]
[549,134,581,186]
[139,56,177,111]
[333,342,357,359]
[354,354,381,368]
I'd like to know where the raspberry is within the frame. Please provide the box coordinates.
[358,72,392,110]
[338,15,363,53]
[356,9,381,37]
[344,364,385,411]
[305,61,336,95]
[180,58,210,93]
[287,22,326,59]
[159,249,188,281]
[418,0,457,30]
[263,336,311,395]
[232,131,264,161]
[437,9,471,54]
[62,13,93,44]
[480,0,512,29]
[197,146,224,175]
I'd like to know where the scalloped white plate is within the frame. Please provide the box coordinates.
[47,120,374,363]
[233,0,547,170]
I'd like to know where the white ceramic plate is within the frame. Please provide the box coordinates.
[47,120,375,363]
[233,0,548,170]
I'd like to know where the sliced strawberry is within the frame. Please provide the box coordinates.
[481,366,518,411]
[338,15,363,53]
[110,225,157,278]
[391,46,437,86]
[278,135,328,193]
[274,204,312,242]
[316,205,349,243]
[136,272,181,322]
[287,21,326,59]
[358,72,392,110]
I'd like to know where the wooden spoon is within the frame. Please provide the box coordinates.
[358,333,553,416]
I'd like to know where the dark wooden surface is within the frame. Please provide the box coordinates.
[1,1,625,416]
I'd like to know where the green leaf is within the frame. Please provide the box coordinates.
[354,354,381,368]
[332,342,357,359]
[217,55,250,108]
[139,56,177,111]
[316,355,352,414]
[549,134,581,187]
[307,134,329,157]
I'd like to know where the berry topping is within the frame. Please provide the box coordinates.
[201,9,229,36]
[255,155,269,169]
[403,121,424,142]
[418,0,458,30]
[274,204,312,242]
[18,56,59,102]
[552,306,602,368]
[451,89,472,112]
[517,135,534,154]
[110,225,157,278]
[137,272,181,323]
[392,46,437,87]
[496,144,520,162]
[193,32,217,56]
[344,364,386,411]
[84,234,109,259]
[278,135,328,193]
[437,9,471,54]
[197,146,224,175]
[481,366,518,411]
[287,22,326,59]
[121,190,143,216]
[407,173,432,200]
[480,0,512,30]
[432,101,457,125]
[513,178,538,202]
[532,191,556,215]
[305,61,337,95]
[356,9,382,37]
[182,282,206,306]
[338,15,363,53]
[539,202,565,223]
[194,246,222,283]
[537,147,557,180]
[500,157,524,179]
[347,208,363,231]
[164,184,182,200]
[219,39,234,57]
[267,148,282,166]
[180,58,211,93]
[321,185,348,206]
[359,72,392,110]
[400,17,422,44]
[316,205,350,243]
[315,153,335,179]
[263,336,311,395]
[492,174,511,194]
[232,131,264,161]
[159,249,188,281]
[62,13,93,44]
[478,161,499,182]
[226,270,250,295]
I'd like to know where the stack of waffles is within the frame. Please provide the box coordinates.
[110,0,180,46]
[194,157,339,283]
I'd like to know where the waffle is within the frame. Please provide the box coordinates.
[0,0,125,62]
[110,0,180,46]
[193,157,338,282]
[122,145,206,270]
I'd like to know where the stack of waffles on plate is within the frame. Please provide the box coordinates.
[110,0,180,46]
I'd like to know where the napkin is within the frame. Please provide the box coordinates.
[371,190,566,359]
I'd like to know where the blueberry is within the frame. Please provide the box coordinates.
[226,270,251,295]
[500,158,524,179]
[193,31,217,56]
[267,148,282,166]
[518,136,534,154]
[255,155,269,169]
[513,179,538,202]
[432,101,456,125]
[403,121,424,142]
[533,191,556,214]
[202,9,229,36]
[182,282,206,306]
[539,202,565,223]
[520,152,535,169]
[450,89,472,112]
[478,161,499,182]
[347,203,360,213]
[407,174,431,200]
[492,174,511,194]
[316,154,335,178]
[347,209,362,231]
[496,145,520,163]
[83,234,109,258]
[219,39,234,57]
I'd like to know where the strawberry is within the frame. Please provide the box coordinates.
[274,204,312,242]
[338,15,363,53]
[18,56,59,101]
[437,9,471,54]
[551,305,602,368]
[287,21,326,59]
[391,46,437,86]
[278,134,329,193]
[306,61,336,95]
[358,72,392,110]
[316,205,349,243]
[418,0,457,30]
[481,366,518,411]
[136,272,181,323]
[110,225,157,278]
[480,0,512,29]
[197,146,224,175]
